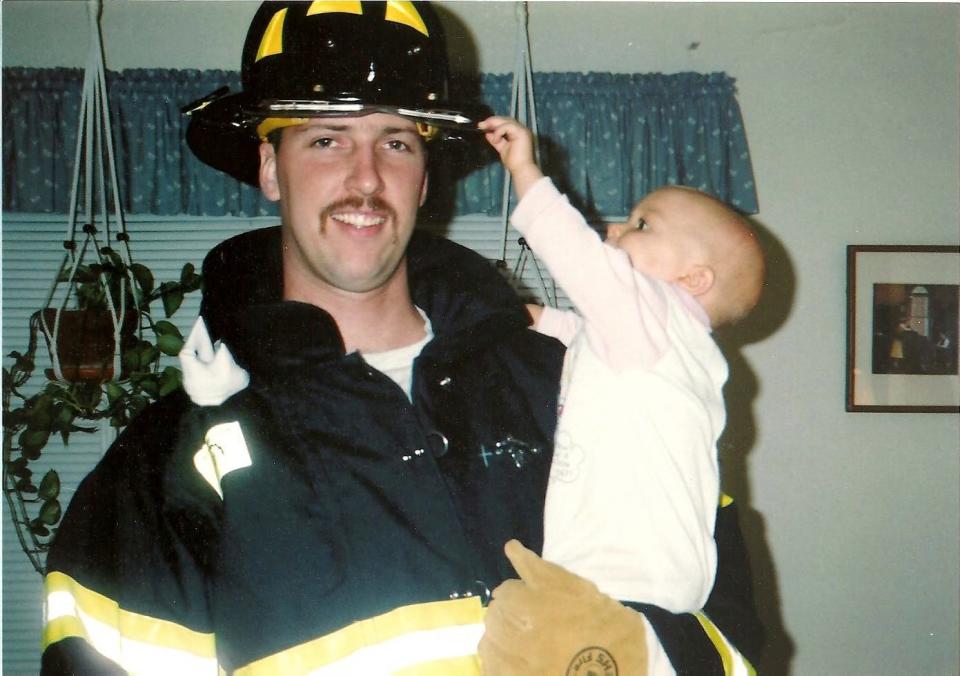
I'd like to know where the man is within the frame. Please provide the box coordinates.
[41,2,763,674]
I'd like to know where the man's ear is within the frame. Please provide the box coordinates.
[419,171,429,207]
[676,264,715,297]
[259,142,280,202]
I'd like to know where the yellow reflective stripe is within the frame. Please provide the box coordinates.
[44,614,88,648]
[236,597,483,675]
[255,8,287,62]
[394,654,480,676]
[44,571,216,667]
[720,493,734,508]
[696,612,733,674]
[695,612,755,676]
[384,1,429,36]
[307,1,362,17]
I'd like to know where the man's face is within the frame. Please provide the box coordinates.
[259,113,428,301]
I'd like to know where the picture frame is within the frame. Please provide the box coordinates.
[846,245,960,413]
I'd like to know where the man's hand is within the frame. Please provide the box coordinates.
[478,539,649,675]
[479,116,544,198]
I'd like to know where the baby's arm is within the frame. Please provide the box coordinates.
[526,304,583,348]
[482,117,668,369]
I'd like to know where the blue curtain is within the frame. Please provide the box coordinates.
[3,68,757,217]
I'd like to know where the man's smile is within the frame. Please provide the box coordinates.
[331,211,387,229]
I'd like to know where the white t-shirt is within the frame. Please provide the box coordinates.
[362,309,433,401]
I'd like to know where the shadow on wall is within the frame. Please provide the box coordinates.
[420,4,496,228]
[715,218,797,675]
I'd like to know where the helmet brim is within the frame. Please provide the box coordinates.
[185,88,490,187]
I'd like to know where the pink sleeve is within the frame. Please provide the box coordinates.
[511,178,669,370]
[533,306,583,347]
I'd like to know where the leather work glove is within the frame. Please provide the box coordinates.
[478,540,649,675]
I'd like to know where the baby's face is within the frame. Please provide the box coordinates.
[605,191,702,283]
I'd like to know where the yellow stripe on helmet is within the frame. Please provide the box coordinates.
[254,8,287,62]
[385,1,429,36]
[306,1,363,18]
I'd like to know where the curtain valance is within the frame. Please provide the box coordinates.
[3,68,757,217]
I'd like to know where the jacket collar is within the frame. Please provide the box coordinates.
[199,227,530,371]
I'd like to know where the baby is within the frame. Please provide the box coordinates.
[481,116,764,614]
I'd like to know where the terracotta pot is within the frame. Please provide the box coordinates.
[40,308,137,382]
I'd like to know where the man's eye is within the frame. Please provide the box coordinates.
[635,219,647,230]
[385,139,411,152]
[311,137,335,148]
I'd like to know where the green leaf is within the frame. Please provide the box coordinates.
[161,287,185,317]
[38,499,62,525]
[28,520,50,537]
[5,407,29,428]
[29,394,55,427]
[158,367,183,396]
[53,403,76,429]
[8,460,32,480]
[180,263,194,282]
[140,342,159,367]
[122,346,142,373]
[129,394,149,416]
[21,446,42,462]
[157,333,184,357]
[16,478,38,493]
[139,377,161,398]
[153,320,180,337]
[38,470,61,501]
[125,341,158,373]
[130,263,155,297]
[105,381,126,405]
[72,382,103,411]
[74,264,97,284]
[18,428,50,453]
[101,247,125,271]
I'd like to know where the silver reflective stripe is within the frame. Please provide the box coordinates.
[308,623,483,675]
[44,573,219,676]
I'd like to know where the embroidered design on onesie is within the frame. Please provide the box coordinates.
[549,430,586,483]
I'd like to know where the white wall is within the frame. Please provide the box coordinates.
[4,2,959,675]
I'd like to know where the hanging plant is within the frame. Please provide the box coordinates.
[2,248,201,574]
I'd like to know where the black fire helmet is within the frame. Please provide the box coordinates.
[184,1,486,186]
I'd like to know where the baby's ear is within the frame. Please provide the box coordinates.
[677,264,715,297]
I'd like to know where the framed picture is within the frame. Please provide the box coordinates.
[846,245,960,412]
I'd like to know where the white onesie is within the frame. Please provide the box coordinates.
[511,177,726,613]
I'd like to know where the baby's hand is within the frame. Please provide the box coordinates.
[479,116,544,197]
[479,116,535,169]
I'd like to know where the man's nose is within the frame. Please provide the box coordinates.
[345,146,384,197]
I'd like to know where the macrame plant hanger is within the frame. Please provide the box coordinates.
[497,1,556,308]
[39,0,136,383]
